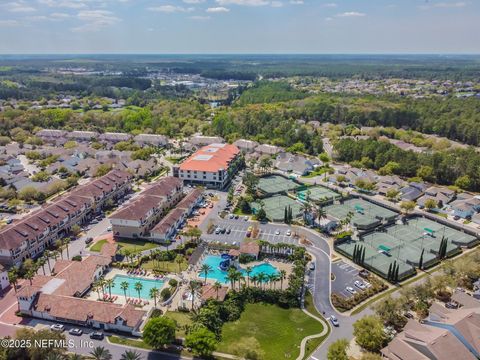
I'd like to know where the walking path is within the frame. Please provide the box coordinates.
[296,308,330,360]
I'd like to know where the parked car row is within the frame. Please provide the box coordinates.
[50,324,104,340]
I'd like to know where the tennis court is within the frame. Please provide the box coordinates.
[336,216,471,279]
[325,198,397,230]
[251,195,303,222]
[257,175,301,195]
[297,186,341,203]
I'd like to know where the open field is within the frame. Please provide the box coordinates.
[217,303,324,360]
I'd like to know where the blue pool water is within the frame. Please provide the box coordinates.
[110,274,165,299]
[200,255,279,284]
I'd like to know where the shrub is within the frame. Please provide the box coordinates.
[161,288,172,301]
[168,278,178,288]
[71,255,82,262]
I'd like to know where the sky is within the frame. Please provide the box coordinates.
[0,0,478,54]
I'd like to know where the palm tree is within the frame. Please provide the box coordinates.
[213,281,222,300]
[301,202,312,224]
[37,257,46,275]
[257,272,267,290]
[175,254,184,273]
[25,268,35,285]
[188,280,201,310]
[200,263,212,284]
[279,270,287,290]
[63,238,70,260]
[120,281,129,301]
[149,287,159,307]
[268,274,276,289]
[55,240,64,260]
[7,269,18,292]
[226,268,236,289]
[317,205,327,224]
[134,281,143,300]
[89,346,112,360]
[44,250,52,273]
[120,350,143,360]
[44,353,65,360]
[68,354,83,360]
[245,266,252,287]
[92,281,102,300]
[251,275,258,288]
[105,278,115,297]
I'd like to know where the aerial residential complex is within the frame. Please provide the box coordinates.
[0,169,132,267]
[173,143,241,189]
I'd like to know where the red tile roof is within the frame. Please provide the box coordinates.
[201,284,228,302]
[240,241,260,256]
[179,143,239,173]
[34,293,145,328]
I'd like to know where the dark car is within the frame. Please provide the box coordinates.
[85,237,93,245]
[90,332,104,340]
[445,302,459,309]
[404,312,414,319]
[358,269,370,278]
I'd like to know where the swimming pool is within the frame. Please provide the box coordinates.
[109,274,165,299]
[200,255,279,284]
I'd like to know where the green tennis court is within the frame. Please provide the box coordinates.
[251,195,303,222]
[325,198,397,230]
[297,186,341,203]
[257,175,301,195]
[335,215,472,279]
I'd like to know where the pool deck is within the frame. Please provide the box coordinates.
[84,268,174,311]
[192,251,294,288]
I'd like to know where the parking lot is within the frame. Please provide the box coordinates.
[332,260,368,299]
[204,218,298,245]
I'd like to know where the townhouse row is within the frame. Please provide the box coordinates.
[0,169,132,267]
[109,177,203,242]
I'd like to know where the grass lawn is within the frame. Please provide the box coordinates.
[115,238,158,254]
[142,259,188,273]
[164,311,193,338]
[89,239,108,252]
[217,303,324,360]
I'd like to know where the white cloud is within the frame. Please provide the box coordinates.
[215,0,270,6]
[206,6,230,12]
[0,19,20,26]
[38,0,88,9]
[72,9,120,32]
[4,2,36,12]
[336,11,366,17]
[148,5,195,13]
[189,15,211,20]
[271,1,283,7]
[50,12,72,19]
[323,2,337,8]
[419,1,467,10]
[183,0,205,3]
[289,0,303,4]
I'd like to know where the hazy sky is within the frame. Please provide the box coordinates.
[0,0,478,53]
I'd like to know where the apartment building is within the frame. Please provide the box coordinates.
[0,170,132,267]
[109,177,184,239]
[150,188,203,242]
[173,143,241,189]
[17,253,146,335]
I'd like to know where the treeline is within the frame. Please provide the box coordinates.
[0,99,209,138]
[236,81,308,105]
[210,105,323,155]
[334,138,480,191]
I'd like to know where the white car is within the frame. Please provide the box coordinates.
[346,286,357,295]
[329,315,339,327]
[229,213,235,219]
[285,230,291,236]
[354,280,366,290]
[50,324,65,332]
[275,230,281,235]
[106,226,112,232]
